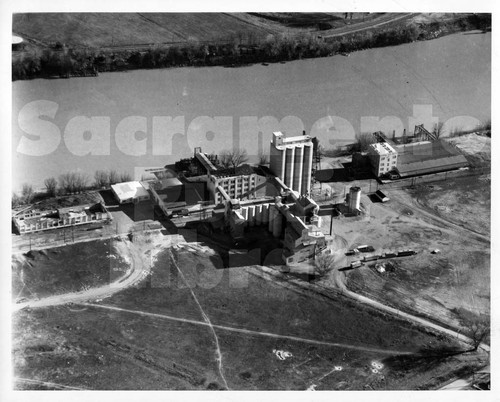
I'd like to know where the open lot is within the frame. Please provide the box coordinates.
[410,174,490,236]
[313,174,490,335]
[12,239,130,301]
[12,237,486,390]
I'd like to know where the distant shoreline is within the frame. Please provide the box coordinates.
[12,13,491,82]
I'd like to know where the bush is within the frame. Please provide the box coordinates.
[314,253,335,277]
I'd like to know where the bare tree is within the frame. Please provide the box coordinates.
[74,172,88,193]
[120,171,132,182]
[44,177,57,197]
[467,320,489,352]
[432,122,444,139]
[219,148,249,172]
[258,151,269,165]
[12,192,22,208]
[21,183,34,204]
[108,169,119,185]
[59,172,87,194]
[94,170,109,188]
[314,253,335,277]
[59,173,75,194]
[219,150,233,169]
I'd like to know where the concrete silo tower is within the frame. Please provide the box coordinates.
[269,131,314,195]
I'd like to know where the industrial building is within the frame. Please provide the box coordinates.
[207,165,269,205]
[220,176,332,267]
[367,128,468,178]
[269,131,313,195]
[367,142,398,176]
[13,202,111,234]
[174,147,219,177]
[111,181,150,204]
[394,140,468,178]
[147,176,207,216]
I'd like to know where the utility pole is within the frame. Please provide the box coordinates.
[329,209,334,235]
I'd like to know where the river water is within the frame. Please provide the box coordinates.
[12,31,490,191]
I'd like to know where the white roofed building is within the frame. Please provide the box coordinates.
[367,142,398,177]
[111,181,150,204]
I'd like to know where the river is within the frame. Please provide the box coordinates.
[12,31,490,191]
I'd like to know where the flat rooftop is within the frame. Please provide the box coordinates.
[395,140,468,177]
[396,140,465,164]
[272,131,312,147]
[111,181,149,201]
[370,142,397,155]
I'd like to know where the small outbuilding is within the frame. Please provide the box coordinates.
[111,181,150,204]
[374,190,390,203]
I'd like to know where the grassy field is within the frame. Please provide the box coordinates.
[13,13,283,47]
[13,12,387,48]
[12,239,129,301]
[12,241,483,390]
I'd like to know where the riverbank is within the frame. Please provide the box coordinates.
[12,13,490,81]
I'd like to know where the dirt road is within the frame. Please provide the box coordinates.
[250,265,490,355]
[82,302,414,356]
[321,13,416,39]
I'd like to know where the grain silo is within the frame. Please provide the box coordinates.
[348,186,361,212]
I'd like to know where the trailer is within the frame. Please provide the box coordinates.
[382,252,397,258]
[357,245,375,253]
[397,250,417,257]
[350,260,364,268]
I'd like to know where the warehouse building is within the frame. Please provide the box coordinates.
[367,130,468,178]
[394,140,468,178]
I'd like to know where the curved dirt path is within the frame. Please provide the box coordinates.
[12,238,149,312]
[331,267,490,353]
[251,265,489,354]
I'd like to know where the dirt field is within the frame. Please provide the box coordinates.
[317,174,490,335]
[12,239,130,302]
[412,175,490,236]
[12,238,486,390]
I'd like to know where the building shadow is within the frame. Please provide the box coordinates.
[108,201,155,222]
[368,194,382,203]
[98,189,117,206]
